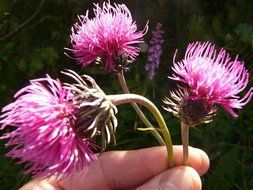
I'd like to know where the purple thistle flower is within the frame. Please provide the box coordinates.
[68,1,148,72]
[0,74,99,177]
[164,41,253,125]
[145,23,164,80]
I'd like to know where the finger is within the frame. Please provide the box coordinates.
[19,178,63,190]
[136,166,201,190]
[59,146,209,190]
[173,145,209,176]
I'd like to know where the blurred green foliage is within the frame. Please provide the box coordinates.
[0,0,252,189]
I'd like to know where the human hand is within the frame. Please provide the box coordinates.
[20,145,209,190]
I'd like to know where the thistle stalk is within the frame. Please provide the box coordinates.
[117,72,165,145]
[108,93,174,168]
[181,121,190,165]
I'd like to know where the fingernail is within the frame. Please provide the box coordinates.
[159,181,179,190]
[198,149,210,176]
[159,167,201,190]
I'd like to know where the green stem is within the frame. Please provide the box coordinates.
[181,121,190,165]
[108,94,174,168]
[117,73,165,146]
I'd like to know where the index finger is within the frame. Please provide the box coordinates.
[59,145,209,190]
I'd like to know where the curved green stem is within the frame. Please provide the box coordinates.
[117,73,165,145]
[108,94,174,168]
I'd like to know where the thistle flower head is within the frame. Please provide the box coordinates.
[68,1,148,72]
[0,74,97,177]
[164,41,253,126]
[164,88,217,126]
[62,70,118,150]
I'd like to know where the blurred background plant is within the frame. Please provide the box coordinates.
[0,0,252,189]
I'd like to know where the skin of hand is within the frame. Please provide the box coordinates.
[20,145,209,190]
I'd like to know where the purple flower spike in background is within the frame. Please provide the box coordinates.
[166,41,253,123]
[145,23,164,80]
[69,1,148,72]
[0,74,97,178]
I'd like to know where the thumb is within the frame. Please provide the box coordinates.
[136,166,201,190]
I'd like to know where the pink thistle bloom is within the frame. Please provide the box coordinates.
[68,1,148,72]
[0,75,97,177]
[169,41,253,118]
